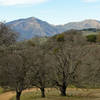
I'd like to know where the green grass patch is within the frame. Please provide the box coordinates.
[82,31,99,36]
[0,87,4,94]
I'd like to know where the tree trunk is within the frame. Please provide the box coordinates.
[16,91,22,100]
[40,87,45,98]
[60,84,67,96]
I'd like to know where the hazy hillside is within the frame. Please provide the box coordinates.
[6,18,100,40]
[60,19,100,31]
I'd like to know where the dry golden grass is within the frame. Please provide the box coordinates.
[0,88,100,100]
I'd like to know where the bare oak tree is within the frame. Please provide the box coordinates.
[0,46,31,100]
[48,30,89,96]
[27,45,52,98]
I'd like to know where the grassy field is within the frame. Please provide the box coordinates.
[82,31,99,36]
[10,88,100,100]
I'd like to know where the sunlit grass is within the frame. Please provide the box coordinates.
[11,88,99,100]
[0,87,13,94]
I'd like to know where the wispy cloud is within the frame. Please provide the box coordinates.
[0,0,48,6]
[82,0,99,3]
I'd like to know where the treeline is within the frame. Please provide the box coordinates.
[82,28,100,32]
[0,23,100,100]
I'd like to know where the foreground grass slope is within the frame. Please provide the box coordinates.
[0,87,14,95]
[10,88,100,100]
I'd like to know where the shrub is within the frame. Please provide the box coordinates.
[86,34,96,42]
[56,34,65,42]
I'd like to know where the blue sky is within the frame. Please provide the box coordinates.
[0,0,100,25]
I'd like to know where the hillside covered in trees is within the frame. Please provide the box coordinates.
[0,23,100,100]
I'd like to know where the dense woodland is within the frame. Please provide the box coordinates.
[0,23,100,100]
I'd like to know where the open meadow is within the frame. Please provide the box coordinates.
[0,88,100,100]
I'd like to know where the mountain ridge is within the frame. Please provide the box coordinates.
[6,17,100,40]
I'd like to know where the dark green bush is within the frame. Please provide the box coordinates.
[56,34,65,42]
[86,34,96,42]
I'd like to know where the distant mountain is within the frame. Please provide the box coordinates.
[6,17,100,40]
[7,17,61,40]
[59,19,100,31]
